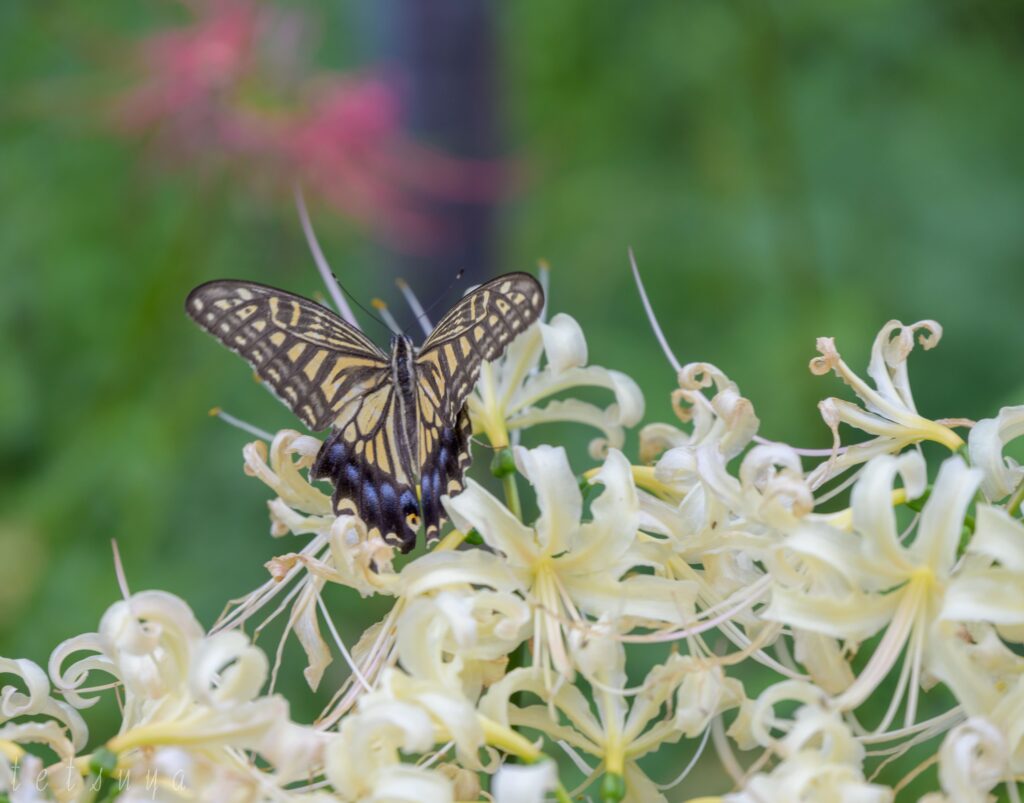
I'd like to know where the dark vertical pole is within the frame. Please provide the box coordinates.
[371,0,500,301]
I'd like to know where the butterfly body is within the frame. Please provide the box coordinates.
[186,273,543,552]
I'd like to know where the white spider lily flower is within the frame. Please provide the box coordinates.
[395,591,530,699]
[929,717,1009,803]
[725,703,892,803]
[765,453,980,725]
[1,753,51,803]
[807,320,964,488]
[924,622,1024,754]
[221,431,395,693]
[968,405,1024,502]
[492,760,558,803]
[481,640,736,803]
[629,366,805,662]
[468,311,644,456]
[373,668,486,770]
[0,658,87,802]
[639,362,759,464]
[326,687,458,803]
[445,444,695,678]
[634,363,803,550]
[942,504,1024,641]
[49,591,328,795]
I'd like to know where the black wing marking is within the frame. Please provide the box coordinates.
[310,407,422,553]
[186,280,388,432]
[418,407,473,542]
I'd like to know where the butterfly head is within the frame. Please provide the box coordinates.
[390,333,417,358]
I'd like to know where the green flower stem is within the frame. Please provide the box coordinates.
[1007,479,1024,518]
[502,471,523,521]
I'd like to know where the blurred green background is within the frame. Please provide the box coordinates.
[2,0,1023,799]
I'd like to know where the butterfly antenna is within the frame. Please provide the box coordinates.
[329,272,394,333]
[400,269,465,337]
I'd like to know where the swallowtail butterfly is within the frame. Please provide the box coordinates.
[186,273,544,552]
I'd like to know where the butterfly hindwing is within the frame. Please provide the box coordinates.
[311,423,421,552]
[186,280,389,432]
[418,407,473,542]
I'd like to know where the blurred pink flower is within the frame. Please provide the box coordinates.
[112,0,510,252]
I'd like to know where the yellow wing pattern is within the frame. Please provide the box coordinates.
[186,280,389,432]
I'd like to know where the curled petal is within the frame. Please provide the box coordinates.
[0,658,87,756]
[539,313,587,372]
[444,480,536,566]
[911,457,981,574]
[48,632,113,709]
[514,445,580,556]
[509,398,629,459]
[943,568,1024,627]
[492,761,557,803]
[869,320,942,414]
[969,406,1024,501]
[967,505,1024,571]
[291,582,332,691]
[190,631,268,706]
[937,718,1007,803]
[851,452,924,575]
[515,366,644,431]
[564,449,638,572]
[764,587,899,642]
[244,431,331,516]
[98,591,205,698]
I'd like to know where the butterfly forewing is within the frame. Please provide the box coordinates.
[186,280,389,432]
[414,272,545,540]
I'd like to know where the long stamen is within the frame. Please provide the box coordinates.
[371,298,403,335]
[753,434,847,457]
[655,724,712,791]
[111,539,131,601]
[629,248,682,373]
[209,407,274,442]
[537,259,550,322]
[396,278,433,337]
[315,589,374,692]
[294,185,361,328]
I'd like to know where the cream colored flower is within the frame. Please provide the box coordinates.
[492,761,558,803]
[0,658,87,802]
[807,320,964,488]
[325,678,462,803]
[394,590,529,700]
[726,701,892,803]
[943,503,1024,641]
[932,718,1008,803]
[765,453,979,725]
[482,638,740,803]
[49,590,327,799]
[969,405,1024,502]
[216,430,395,694]
[445,444,695,678]
[468,310,644,456]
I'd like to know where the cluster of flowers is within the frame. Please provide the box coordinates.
[3,262,1024,802]
[113,0,506,251]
